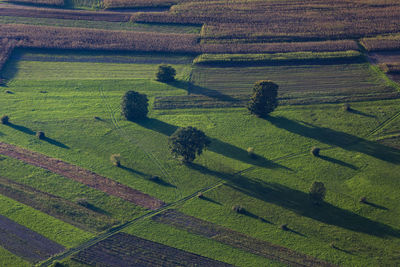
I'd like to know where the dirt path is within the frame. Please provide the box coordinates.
[0,142,164,210]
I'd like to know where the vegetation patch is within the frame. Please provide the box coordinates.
[152,209,337,267]
[0,142,165,209]
[72,232,233,266]
[0,213,65,263]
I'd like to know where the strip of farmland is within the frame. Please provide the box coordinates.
[0,38,17,73]
[0,142,165,210]
[72,232,233,266]
[152,210,337,267]
[0,176,116,232]
[0,214,65,263]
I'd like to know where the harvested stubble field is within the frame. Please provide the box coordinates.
[0,142,165,210]
[152,209,336,267]
[361,35,400,52]
[0,176,117,232]
[154,63,399,109]
[0,214,65,263]
[72,232,233,266]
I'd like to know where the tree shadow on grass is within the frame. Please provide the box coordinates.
[7,123,35,135]
[362,201,389,211]
[168,80,240,102]
[149,176,177,188]
[138,118,289,170]
[188,163,400,238]
[319,155,358,170]
[120,165,148,178]
[265,116,400,164]
[348,108,376,118]
[42,136,69,149]
[199,195,222,206]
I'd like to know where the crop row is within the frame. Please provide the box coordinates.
[0,214,65,263]
[132,0,400,41]
[0,142,165,210]
[0,3,132,22]
[152,210,336,267]
[6,0,65,6]
[0,24,361,54]
[361,35,400,52]
[72,232,232,266]
[0,176,117,232]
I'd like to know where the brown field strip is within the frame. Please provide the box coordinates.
[0,214,65,263]
[6,0,64,6]
[0,176,117,232]
[361,36,400,52]
[152,210,337,267]
[0,142,165,210]
[0,38,17,73]
[72,232,233,266]
[0,3,132,22]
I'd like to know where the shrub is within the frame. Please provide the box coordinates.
[232,205,244,213]
[36,131,45,140]
[309,181,326,203]
[311,147,320,157]
[247,80,279,117]
[169,126,210,163]
[156,64,176,82]
[75,198,89,207]
[1,115,9,125]
[110,154,121,167]
[149,175,160,182]
[197,192,204,198]
[280,224,289,231]
[121,91,149,121]
[359,196,367,203]
[5,90,12,94]
[247,147,256,158]
[343,103,351,111]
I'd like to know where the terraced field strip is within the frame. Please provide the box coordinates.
[0,142,164,210]
[72,232,233,266]
[152,210,337,267]
[0,3,132,22]
[0,38,17,73]
[0,176,116,232]
[0,214,65,263]
[155,63,399,109]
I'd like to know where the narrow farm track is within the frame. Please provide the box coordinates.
[366,109,400,137]
[0,142,165,210]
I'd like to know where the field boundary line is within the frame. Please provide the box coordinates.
[366,110,400,137]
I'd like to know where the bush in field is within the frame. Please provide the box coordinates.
[309,181,326,204]
[36,131,45,140]
[343,103,351,111]
[156,64,176,82]
[280,224,289,231]
[247,147,256,158]
[169,126,210,163]
[311,147,320,157]
[247,80,278,117]
[110,154,121,167]
[1,115,9,125]
[75,198,89,207]
[121,91,149,121]
[232,205,244,213]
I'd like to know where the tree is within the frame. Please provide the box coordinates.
[121,91,149,121]
[247,80,278,117]
[156,64,176,82]
[169,126,210,163]
[309,181,326,204]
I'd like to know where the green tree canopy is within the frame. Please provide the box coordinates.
[309,181,326,203]
[121,91,149,121]
[169,126,210,163]
[156,64,176,82]
[247,80,279,117]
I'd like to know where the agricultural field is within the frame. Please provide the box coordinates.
[0,0,400,266]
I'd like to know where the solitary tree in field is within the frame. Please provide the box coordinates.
[309,181,326,204]
[156,64,176,82]
[169,126,210,163]
[247,80,279,117]
[121,91,149,121]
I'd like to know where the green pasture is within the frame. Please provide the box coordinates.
[0,50,399,266]
[0,247,29,267]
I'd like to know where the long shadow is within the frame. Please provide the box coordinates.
[199,196,222,206]
[120,165,149,178]
[348,109,376,118]
[7,123,35,135]
[42,137,69,149]
[167,80,241,102]
[265,116,400,164]
[188,163,400,238]
[84,203,111,216]
[138,118,288,169]
[363,201,389,211]
[319,155,358,170]
[149,176,177,188]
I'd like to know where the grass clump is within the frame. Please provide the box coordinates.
[110,154,121,167]
[232,205,244,214]
[247,147,256,158]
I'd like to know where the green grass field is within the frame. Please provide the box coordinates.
[0,49,399,266]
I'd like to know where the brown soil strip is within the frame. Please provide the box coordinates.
[152,210,338,267]
[72,232,233,267]
[0,214,65,263]
[0,176,117,232]
[0,142,165,210]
